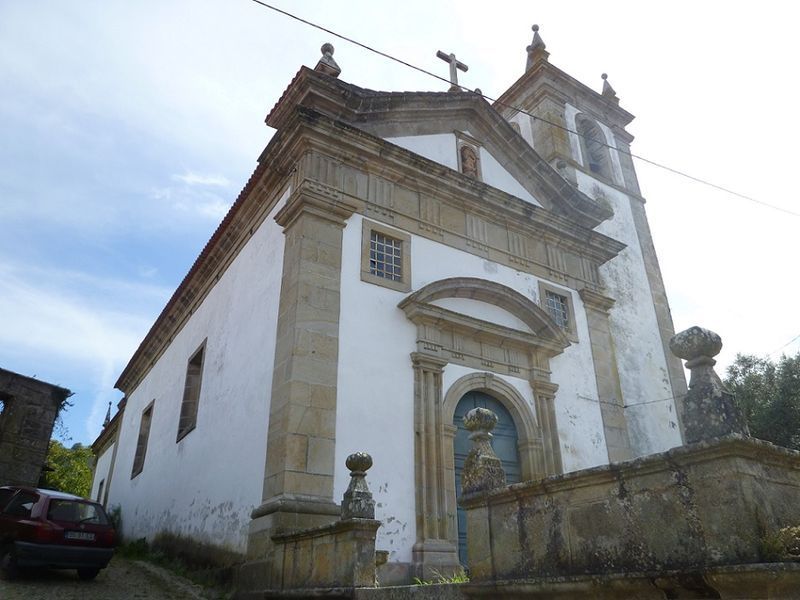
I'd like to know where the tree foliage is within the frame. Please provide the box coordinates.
[40,440,93,498]
[724,352,800,450]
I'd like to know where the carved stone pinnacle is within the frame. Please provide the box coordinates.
[342,451,375,519]
[460,408,506,495]
[670,327,748,444]
[315,41,341,78]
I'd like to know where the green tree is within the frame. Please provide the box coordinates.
[724,352,800,450]
[40,440,94,497]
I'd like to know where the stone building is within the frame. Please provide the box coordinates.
[92,28,687,582]
[0,368,71,487]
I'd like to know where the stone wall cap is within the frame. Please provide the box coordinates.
[271,518,381,544]
[460,435,800,508]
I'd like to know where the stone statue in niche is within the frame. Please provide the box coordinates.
[460,144,479,179]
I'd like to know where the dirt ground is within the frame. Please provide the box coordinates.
[0,556,226,600]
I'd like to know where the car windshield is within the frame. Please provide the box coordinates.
[47,499,110,525]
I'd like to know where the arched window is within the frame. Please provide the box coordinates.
[576,115,612,179]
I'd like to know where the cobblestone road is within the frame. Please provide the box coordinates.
[0,557,221,600]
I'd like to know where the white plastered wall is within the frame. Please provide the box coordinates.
[386,133,541,206]
[90,444,113,503]
[106,192,288,552]
[335,213,607,565]
[580,172,682,455]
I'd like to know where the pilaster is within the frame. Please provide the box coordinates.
[529,379,563,475]
[579,288,632,463]
[529,97,573,165]
[411,352,460,578]
[246,184,361,567]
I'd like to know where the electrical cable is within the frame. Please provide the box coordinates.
[247,0,800,218]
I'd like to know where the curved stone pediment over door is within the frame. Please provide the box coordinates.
[398,277,570,578]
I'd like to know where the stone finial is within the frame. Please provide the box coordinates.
[315,42,341,78]
[460,408,507,495]
[670,327,749,444]
[601,73,618,101]
[342,452,375,519]
[526,24,550,70]
[103,401,112,428]
[670,326,723,365]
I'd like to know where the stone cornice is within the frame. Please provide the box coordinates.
[266,67,613,229]
[274,182,364,230]
[288,107,626,267]
[578,288,616,313]
[403,302,567,357]
[530,380,559,397]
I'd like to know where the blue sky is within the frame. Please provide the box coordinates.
[2,1,798,445]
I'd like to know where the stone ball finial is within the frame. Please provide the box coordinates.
[601,73,608,80]
[532,24,539,32]
[464,407,498,433]
[670,326,723,361]
[321,42,334,57]
[346,451,373,474]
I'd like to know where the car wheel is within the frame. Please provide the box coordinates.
[0,546,19,580]
[77,567,100,581]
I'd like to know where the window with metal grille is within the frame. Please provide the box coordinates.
[545,290,570,330]
[131,402,153,478]
[177,342,205,442]
[369,231,403,281]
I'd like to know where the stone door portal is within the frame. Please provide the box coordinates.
[453,391,521,565]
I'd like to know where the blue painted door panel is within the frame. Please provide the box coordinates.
[453,391,521,565]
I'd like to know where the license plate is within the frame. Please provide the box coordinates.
[65,531,95,541]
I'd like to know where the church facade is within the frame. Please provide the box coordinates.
[92,28,686,581]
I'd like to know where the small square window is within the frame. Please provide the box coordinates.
[369,231,403,281]
[361,220,411,292]
[545,290,570,330]
[538,281,579,343]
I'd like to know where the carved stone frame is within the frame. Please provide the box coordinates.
[538,280,579,343]
[360,219,412,293]
[399,277,570,578]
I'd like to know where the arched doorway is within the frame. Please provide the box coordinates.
[453,391,521,565]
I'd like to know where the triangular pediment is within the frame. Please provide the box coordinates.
[267,67,613,229]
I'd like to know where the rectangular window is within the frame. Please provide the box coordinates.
[131,402,154,478]
[360,220,411,292]
[4,491,39,517]
[177,341,206,441]
[538,281,579,343]
[545,290,570,330]
[370,231,403,281]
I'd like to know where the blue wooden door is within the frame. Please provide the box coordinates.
[453,391,521,565]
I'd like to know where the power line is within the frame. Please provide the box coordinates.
[768,333,800,357]
[248,0,799,218]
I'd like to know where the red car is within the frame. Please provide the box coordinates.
[0,486,115,580]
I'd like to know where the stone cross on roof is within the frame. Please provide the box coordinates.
[436,50,468,92]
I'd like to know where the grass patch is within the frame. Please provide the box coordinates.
[413,567,469,585]
[116,531,243,594]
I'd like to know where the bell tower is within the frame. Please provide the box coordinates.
[495,26,689,457]
[495,25,642,195]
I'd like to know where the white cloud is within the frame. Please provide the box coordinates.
[173,171,230,187]
[0,261,171,441]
